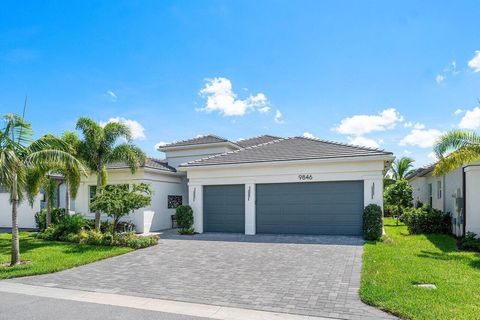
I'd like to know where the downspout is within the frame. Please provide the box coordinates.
[462,167,466,237]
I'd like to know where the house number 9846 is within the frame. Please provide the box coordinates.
[298,174,313,181]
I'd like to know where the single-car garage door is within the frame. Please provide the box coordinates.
[256,181,364,235]
[203,185,245,233]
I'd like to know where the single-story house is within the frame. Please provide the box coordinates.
[2,134,394,236]
[407,161,480,237]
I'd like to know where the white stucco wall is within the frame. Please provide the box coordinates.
[74,168,187,232]
[465,165,480,236]
[0,193,41,228]
[183,157,389,235]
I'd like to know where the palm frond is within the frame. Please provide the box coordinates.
[434,144,480,175]
[433,130,480,159]
[26,149,87,176]
[108,143,145,174]
[103,122,132,147]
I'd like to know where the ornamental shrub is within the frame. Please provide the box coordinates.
[402,205,451,234]
[35,208,67,231]
[363,204,383,240]
[459,232,480,252]
[175,205,194,232]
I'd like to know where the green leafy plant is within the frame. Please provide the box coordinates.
[459,232,480,252]
[175,205,194,234]
[35,208,68,232]
[384,179,413,225]
[363,204,383,241]
[433,130,480,175]
[75,117,145,230]
[89,183,152,235]
[402,205,451,234]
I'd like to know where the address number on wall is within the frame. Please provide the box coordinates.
[298,174,313,181]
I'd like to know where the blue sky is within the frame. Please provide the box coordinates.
[1,1,480,166]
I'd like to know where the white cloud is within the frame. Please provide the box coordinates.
[334,108,403,136]
[428,152,438,161]
[198,77,269,116]
[404,150,412,155]
[102,117,146,140]
[348,136,380,149]
[459,107,480,129]
[302,132,316,139]
[106,90,117,101]
[399,128,443,148]
[404,122,425,129]
[155,141,168,150]
[435,75,445,84]
[454,109,464,115]
[274,110,284,124]
[468,51,480,72]
[258,106,271,113]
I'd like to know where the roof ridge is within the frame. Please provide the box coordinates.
[235,134,282,142]
[181,138,287,166]
[295,136,390,153]
[160,134,230,148]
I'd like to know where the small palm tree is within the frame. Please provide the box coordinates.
[433,130,480,175]
[389,157,415,180]
[75,117,145,230]
[0,114,86,266]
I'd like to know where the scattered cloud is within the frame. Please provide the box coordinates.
[454,109,464,115]
[348,136,381,149]
[274,110,284,124]
[198,77,270,116]
[155,141,168,150]
[404,150,412,155]
[101,117,146,140]
[302,132,316,139]
[399,127,443,148]
[428,152,438,161]
[435,75,445,84]
[334,108,403,136]
[458,107,480,129]
[404,122,425,129]
[468,50,480,72]
[258,106,271,113]
[106,90,117,101]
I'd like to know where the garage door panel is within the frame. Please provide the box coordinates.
[256,181,363,235]
[203,185,245,233]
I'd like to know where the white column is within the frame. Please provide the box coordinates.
[189,184,203,233]
[245,183,256,235]
[363,177,384,209]
[465,166,480,235]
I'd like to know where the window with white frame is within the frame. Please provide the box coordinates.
[437,180,442,199]
[428,183,433,207]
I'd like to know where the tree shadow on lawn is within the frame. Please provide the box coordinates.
[418,234,480,269]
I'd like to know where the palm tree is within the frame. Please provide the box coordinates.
[389,157,415,180]
[75,117,145,230]
[59,131,82,213]
[0,113,86,266]
[433,130,480,175]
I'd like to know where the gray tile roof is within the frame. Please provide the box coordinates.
[236,135,282,148]
[180,137,393,167]
[406,163,437,179]
[107,157,176,172]
[159,135,231,149]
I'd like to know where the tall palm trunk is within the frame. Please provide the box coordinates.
[11,172,20,266]
[94,164,102,231]
[65,180,70,213]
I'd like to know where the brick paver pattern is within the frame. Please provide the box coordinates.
[10,231,396,320]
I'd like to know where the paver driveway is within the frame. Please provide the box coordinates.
[9,231,395,320]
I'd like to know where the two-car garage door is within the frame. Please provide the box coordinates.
[203,181,364,236]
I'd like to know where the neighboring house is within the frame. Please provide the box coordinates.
[2,134,394,236]
[407,161,480,237]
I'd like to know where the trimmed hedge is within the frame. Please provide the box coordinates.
[363,204,383,240]
[402,205,451,234]
[175,205,194,232]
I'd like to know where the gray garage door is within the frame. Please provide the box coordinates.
[203,185,245,233]
[256,181,364,235]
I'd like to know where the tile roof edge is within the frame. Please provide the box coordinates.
[294,136,393,154]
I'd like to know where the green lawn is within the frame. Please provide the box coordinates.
[0,232,132,279]
[361,218,480,320]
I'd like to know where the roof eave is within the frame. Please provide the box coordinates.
[157,141,240,152]
[178,154,395,171]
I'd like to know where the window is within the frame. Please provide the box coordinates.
[168,195,183,209]
[428,183,433,207]
[437,181,442,199]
